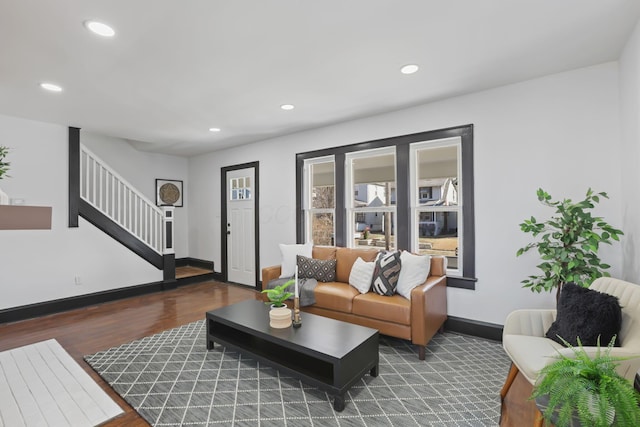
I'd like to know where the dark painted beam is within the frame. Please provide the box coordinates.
[68,127,80,228]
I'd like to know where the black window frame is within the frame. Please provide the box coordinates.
[296,124,476,289]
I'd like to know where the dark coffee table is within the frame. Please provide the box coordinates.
[206,299,379,411]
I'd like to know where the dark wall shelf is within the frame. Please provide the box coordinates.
[0,205,52,230]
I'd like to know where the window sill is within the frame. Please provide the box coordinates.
[446,275,477,290]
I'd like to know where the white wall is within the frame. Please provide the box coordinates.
[619,20,640,284]
[81,132,189,257]
[189,62,623,325]
[0,115,163,310]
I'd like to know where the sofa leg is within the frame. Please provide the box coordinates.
[418,345,425,360]
[500,363,519,402]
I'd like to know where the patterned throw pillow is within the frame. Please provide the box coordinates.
[296,255,337,282]
[371,251,402,296]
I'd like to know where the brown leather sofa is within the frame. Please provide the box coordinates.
[261,246,447,359]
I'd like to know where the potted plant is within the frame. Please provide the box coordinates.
[261,280,294,328]
[0,146,10,204]
[261,279,294,308]
[517,188,623,299]
[531,336,640,427]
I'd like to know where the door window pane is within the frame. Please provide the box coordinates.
[230,177,252,201]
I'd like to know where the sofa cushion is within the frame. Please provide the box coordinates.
[396,251,431,299]
[503,334,565,384]
[335,247,379,283]
[313,282,360,313]
[545,282,622,347]
[371,251,402,296]
[352,293,411,324]
[348,257,375,294]
[297,255,336,282]
[313,246,337,260]
[279,241,313,278]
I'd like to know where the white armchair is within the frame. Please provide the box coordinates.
[501,277,640,402]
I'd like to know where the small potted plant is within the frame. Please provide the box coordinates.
[531,336,640,427]
[261,280,294,328]
[261,279,294,308]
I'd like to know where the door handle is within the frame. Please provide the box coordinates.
[227,231,231,235]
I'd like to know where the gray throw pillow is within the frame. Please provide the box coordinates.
[371,251,401,296]
[296,255,336,282]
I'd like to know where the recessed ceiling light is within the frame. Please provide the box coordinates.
[280,104,295,110]
[39,82,63,92]
[209,127,221,132]
[84,20,115,37]
[400,64,419,75]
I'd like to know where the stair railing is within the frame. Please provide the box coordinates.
[79,144,173,255]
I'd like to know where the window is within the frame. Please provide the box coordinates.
[296,125,475,289]
[230,176,251,200]
[410,139,461,274]
[303,157,335,246]
[346,148,396,250]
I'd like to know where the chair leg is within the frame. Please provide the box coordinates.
[500,363,519,402]
[533,410,544,427]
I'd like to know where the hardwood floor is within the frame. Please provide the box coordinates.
[500,369,544,426]
[0,281,260,426]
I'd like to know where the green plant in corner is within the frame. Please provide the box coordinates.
[531,336,640,427]
[0,146,10,180]
[517,188,623,297]
[261,279,294,307]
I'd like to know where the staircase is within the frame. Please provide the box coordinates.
[69,128,175,283]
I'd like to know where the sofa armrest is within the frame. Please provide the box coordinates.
[503,309,557,338]
[410,275,447,347]
[261,265,282,290]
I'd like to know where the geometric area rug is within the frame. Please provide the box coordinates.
[85,320,511,426]
[0,338,123,427]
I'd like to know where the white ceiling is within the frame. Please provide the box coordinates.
[1,1,639,157]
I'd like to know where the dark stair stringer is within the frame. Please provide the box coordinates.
[79,199,166,270]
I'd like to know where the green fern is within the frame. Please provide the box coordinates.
[531,336,640,427]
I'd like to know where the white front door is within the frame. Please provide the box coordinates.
[226,167,255,286]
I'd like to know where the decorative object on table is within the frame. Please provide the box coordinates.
[155,178,183,207]
[531,336,640,427]
[268,306,292,328]
[0,145,11,205]
[293,265,302,327]
[517,188,623,300]
[261,279,294,308]
[261,278,294,328]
